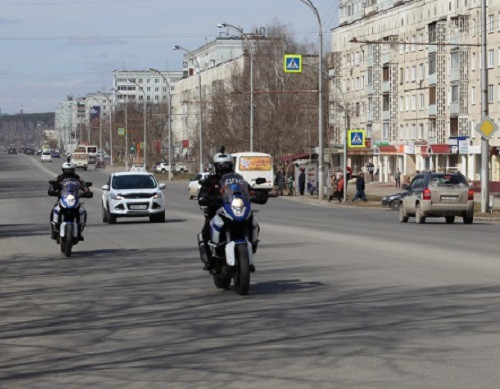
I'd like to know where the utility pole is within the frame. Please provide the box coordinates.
[480,0,490,213]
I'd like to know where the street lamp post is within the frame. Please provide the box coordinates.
[299,0,325,200]
[97,91,114,166]
[148,68,173,181]
[128,81,147,169]
[173,44,204,172]
[217,22,255,151]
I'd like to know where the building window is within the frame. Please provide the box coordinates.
[406,96,410,111]
[139,95,143,101]
[400,68,404,84]
[498,84,500,102]
[419,123,424,139]
[412,94,417,111]
[489,14,494,33]
[429,86,436,105]
[147,87,151,92]
[155,95,159,101]
[399,96,404,112]
[488,49,494,68]
[383,122,389,139]
[429,53,436,75]
[488,84,494,103]
[450,51,459,70]
[405,67,410,82]
[471,86,476,104]
[411,124,416,140]
[419,63,425,80]
[155,78,160,84]
[420,93,425,109]
[399,124,404,140]
[451,85,459,102]
[472,52,476,70]
[367,68,373,85]
[411,66,416,82]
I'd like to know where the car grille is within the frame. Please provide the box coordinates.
[122,193,156,199]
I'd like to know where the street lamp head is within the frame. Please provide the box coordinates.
[217,23,226,28]
[173,45,180,50]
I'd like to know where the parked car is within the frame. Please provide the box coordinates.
[24,148,35,155]
[101,172,166,223]
[154,162,189,174]
[40,149,52,162]
[8,147,17,155]
[188,172,210,199]
[381,190,410,210]
[129,164,146,172]
[399,171,474,224]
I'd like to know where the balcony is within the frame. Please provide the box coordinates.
[382,81,390,93]
[449,69,459,82]
[366,111,374,122]
[429,44,437,53]
[428,104,437,116]
[383,110,390,120]
[367,57,373,67]
[382,52,391,64]
[366,84,373,95]
[428,73,437,85]
[450,102,459,115]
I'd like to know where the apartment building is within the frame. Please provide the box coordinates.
[330,0,500,183]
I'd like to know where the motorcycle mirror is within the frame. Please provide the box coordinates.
[85,182,93,187]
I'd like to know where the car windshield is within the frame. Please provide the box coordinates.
[112,174,157,190]
[430,174,468,189]
[220,173,250,203]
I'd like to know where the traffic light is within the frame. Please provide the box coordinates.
[130,144,135,153]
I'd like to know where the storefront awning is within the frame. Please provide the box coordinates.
[429,144,451,154]
[374,145,397,154]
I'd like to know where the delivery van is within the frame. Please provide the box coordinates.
[232,152,273,204]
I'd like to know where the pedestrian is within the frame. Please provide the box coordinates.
[335,173,344,202]
[394,169,401,188]
[298,167,305,195]
[352,172,367,202]
[366,160,374,182]
[275,169,286,196]
[328,173,337,202]
[287,173,294,196]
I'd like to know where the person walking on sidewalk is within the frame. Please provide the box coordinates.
[287,173,294,196]
[394,169,401,188]
[352,172,367,202]
[334,173,344,202]
[298,168,305,195]
[328,173,337,201]
[275,169,286,196]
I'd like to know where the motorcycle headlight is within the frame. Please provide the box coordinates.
[231,198,245,217]
[66,194,76,206]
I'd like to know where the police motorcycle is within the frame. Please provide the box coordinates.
[197,173,265,295]
[48,169,93,257]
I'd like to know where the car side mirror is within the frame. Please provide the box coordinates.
[102,184,110,191]
[159,183,166,189]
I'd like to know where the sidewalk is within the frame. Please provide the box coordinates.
[277,179,500,221]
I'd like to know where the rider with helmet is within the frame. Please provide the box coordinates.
[49,159,91,241]
[198,147,238,270]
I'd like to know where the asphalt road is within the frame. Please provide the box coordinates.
[1,153,500,388]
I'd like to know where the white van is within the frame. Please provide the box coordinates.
[232,152,274,204]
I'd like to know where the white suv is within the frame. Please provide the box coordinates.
[101,172,166,223]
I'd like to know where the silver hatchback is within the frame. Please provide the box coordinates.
[399,172,474,224]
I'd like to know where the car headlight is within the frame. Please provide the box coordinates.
[111,193,123,200]
[231,198,245,217]
[66,194,76,206]
[153,192,162,199]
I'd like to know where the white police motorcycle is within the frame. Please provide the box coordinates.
[197,173,264,295]
[49,178,93,257]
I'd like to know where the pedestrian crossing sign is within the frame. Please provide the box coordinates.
[348,129,366,148]
[284,54,302,73]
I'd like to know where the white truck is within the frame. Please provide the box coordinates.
[232,152,274,204]
[71,151,88,171]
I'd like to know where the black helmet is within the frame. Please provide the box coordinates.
[213,146,233,176]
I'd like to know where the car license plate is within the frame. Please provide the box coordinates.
[129,204,148,210]
[441,195,457,201]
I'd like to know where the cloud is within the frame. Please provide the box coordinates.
[0,17,20,25]
[67,33,127,46]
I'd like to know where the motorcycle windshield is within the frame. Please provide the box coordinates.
[60,178,80,198]
[220,173,250,203]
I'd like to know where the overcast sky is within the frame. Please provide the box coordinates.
[0,0,339,115]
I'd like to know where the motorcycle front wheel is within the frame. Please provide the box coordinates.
[233,245,250,295]
[61,224,73,257]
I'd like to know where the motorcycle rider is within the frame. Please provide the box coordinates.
[198,147,237,271]
[49,160,91,241]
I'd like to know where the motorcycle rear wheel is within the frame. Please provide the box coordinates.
[61,224,73,257]
[233,245,250,295]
